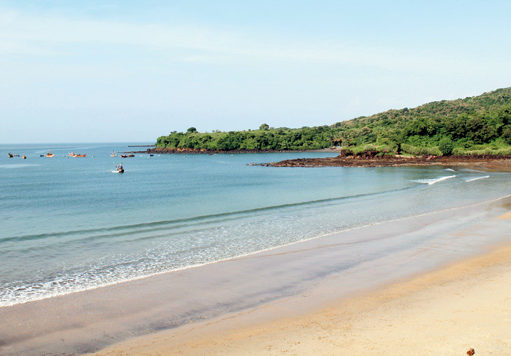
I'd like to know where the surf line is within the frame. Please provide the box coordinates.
[3,192,511,308]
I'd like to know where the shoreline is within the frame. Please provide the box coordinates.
[1,194,511,355]
[99,233,511,356]
[261,155,511,170]
[1,192,509,309]
[124,147,342,154]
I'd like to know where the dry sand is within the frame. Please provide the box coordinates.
[96,212,511,356]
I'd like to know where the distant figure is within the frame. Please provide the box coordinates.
[22,155,27,160]
[467,348,475,355]
[116,163,124,174]
[8,153,13,158]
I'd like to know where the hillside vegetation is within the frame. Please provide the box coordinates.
[156,87,511,155]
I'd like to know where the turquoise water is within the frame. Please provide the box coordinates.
[1,143,510,306]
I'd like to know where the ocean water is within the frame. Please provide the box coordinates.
[1,143,511,307]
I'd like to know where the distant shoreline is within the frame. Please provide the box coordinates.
[125,147,342,154]
[260,154,511,171]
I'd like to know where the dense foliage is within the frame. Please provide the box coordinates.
[156,87,511,155]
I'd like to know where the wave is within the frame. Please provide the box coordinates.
[445,168,455,172]
[3,191,511,308]
[413,175,456,185]
[465,175,490,182]
[0,185,417,246]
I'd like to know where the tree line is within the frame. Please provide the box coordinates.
[156,87,511,155]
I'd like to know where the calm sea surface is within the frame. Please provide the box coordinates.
[1,143,510,306]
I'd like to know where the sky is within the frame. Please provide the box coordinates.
[1,0,511,143]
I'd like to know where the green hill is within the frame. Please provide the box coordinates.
[156,87,511,155]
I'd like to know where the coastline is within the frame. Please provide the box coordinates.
[125,147,342,154]
[98,232,511,356]
[261,155,511,171]
[1,194,510,355]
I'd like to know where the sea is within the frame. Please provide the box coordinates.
[1,143,510,307]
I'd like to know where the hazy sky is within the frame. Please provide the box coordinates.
[1,0,511,143]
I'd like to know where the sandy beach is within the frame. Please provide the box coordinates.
[2,194,510,355]
[93,205,511,356]
[3,2,511,355]
[8,172,511,354]
[96,235,511,356]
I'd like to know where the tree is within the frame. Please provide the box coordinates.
[259,123,269,131]
[438,137,454,156]
[187,127,197,133]
[502,126,511,144]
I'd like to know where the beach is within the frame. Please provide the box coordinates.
[1,192,510,355]
[3,2,511,354]
[98,231,511,356]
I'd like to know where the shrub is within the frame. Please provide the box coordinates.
[401,144,441,156]
[438,137,454,156]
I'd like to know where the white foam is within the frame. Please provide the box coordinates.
[465,176,490,183]
[413,175,456,185]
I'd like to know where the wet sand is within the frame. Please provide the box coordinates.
[1,197,511,355]
[100,231,511,356]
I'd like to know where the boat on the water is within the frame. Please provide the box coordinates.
[45,153,55,158]
[110,152,117,157]
[116,164,124,174]
[68,152,87,158]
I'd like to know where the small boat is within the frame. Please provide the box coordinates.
[45,153,55,158]
[110,152,117,157]
[116,164,124,174]
[69,152,86,157]
[120,154,128,158]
